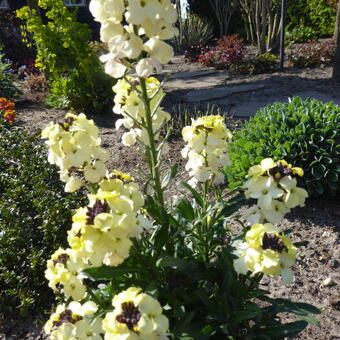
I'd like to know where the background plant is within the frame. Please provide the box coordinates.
[198,34,245,69]
[287,0,337,37]
[0,9,35,64]
[173,13,214,53]
[238,0,281,54]
[225,97,340,196]
[184,44,210,63]
[229,53,278,75]
[25,73,47,93]
[11,58,40,80]
[17,0,114,114]
[285,27,319,45]
[0,125,86,316]
[0,51,21,99]
[289,39,336,68]
[207,0,238,37]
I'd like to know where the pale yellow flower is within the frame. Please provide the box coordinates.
[103,287,169,339]
[233,223,297,283]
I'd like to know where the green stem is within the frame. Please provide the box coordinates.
[139,77,170,253]
[139,78,166,212]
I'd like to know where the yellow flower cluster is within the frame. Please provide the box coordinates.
[41,113,109,192]
[103,287,169,339]
[243,158,308,224]
[68,175,144,267]
[113,77,170,147]
[89,0,178,78]
[181,115,232,187]
[45,172,145,300]
[44,301,102,340]
[233,223,297,283]
[45,248,88,301]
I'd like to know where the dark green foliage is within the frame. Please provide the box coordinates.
[287,0,336,37]
[0,52,21,99]
[187,0,244,38]
[229,53,278,75]
[83,189,319,338]
[173,14,214,53]
[225,97,340,196]
[0,125,86,316]
[286,27,319,45]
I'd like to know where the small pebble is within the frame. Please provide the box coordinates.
[321,277,335,287]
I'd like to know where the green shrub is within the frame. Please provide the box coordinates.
[229,53,278,76]
[225,97,340,196]
[0,124,86,316]
[287,0,336,37]
[17,0,114,114]
[173,13,214,52]
[0,51,21,99]
[286,27,319,45]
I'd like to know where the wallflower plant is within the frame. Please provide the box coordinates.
[40,1,320,339]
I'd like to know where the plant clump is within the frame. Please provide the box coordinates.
[172,13,214,52]
[289,39,336,68]
[198,34,245,69]
[0,123,85,316]
[225,97,340,196]
[184,44,210,63]
[17,0,114,114]
[229,53,278,75]
[23,0,322,338]
[0,52,21,100]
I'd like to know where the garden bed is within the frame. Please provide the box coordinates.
[1,59,339,340]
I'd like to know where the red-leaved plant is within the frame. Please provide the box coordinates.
[289,39,336,68]
[198,34,245,69]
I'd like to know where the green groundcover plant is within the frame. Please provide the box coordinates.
[0,123,85,316]
[17,0,114,114]
[225,97,340,197]
[36,1,320,339]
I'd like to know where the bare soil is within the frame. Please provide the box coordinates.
[1,57,339,340]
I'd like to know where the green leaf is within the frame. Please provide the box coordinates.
[180,182,204,207]
[276,300,320,325]
[161,164,178,189]
[216,193,247,219]
[144,195,163,223]
[156,256,198,272]
[82,266,141,281]
[201,324,216,335]
[256,320,308,337]
[311,163,326,180]
[312,181,324,195]
[230,308,260,323]
[176,196,195,221]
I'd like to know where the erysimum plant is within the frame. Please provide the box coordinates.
[39,1,320,339]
